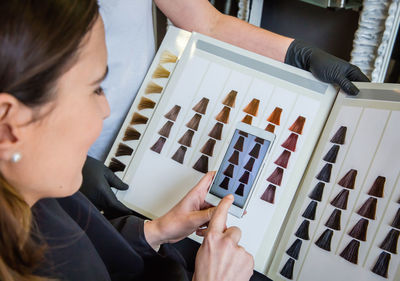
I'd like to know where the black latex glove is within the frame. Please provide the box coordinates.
[285,39,370,95]
[80,156,134,219]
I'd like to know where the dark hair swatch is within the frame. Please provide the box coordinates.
[330,189,349,210]
[235,184,245,196]
[152,64,170,78]
[109,157,126,173]
[295,220,310,240]
[171,146,187,164]
[239,130,249,137]
[274,150,291,169]
[348,218,369,241]
[130,112,149,125]
[223,164,235,178]
[340,239,360,264]
[267,167,284,186]
[239,171,250,184]
[391,208,400,229]
[309,182,325,202]
[286,239,302,260]
[158,120,174,138]
[260,184,276,204]
[280,258,295,280]
[367,176,386,198]
[323,145,340,164]
[123,127,141,141]
[138,97,156,110]
[215,106,231,124]
[325,209,341,230]
[302,201,317,220]
[178,129,195,147]
[316,163,332,183]
[255,137,264,144]
[222,90,237,108]
[315,229,334,252]
[164,105,181,121]
[265,123,275,133]
[379,229,400,254]
[150,137,167,154]
[219,177,230,190]
[116,143,134,157]
[357,197,377,220]
[338,169,357,189]
[372,251,391,278]
[289,116,306,135]
[193,155,209,173]
[281,133,299,152]
[243,158,255,172]
[145,81,163,94]
[192,97,210,114]
[243,98,260,116]
[249,143,261,158]
[241,114,253,125]
[186,113,202,131]
[234,136,245,152]
[331,126,347,145]
[200,138,216,157]
[228,150,240,165]
[208,122,223,140]
[267,107,282,125]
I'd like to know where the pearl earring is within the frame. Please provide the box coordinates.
[11,152,22,163]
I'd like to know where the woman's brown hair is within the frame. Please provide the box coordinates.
[0,0,99,280]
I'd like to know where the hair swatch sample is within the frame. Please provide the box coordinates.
[286,239,302,260]
[116,143,134,157]
[243,157,255,172]
[219,177,230,190]
[160,50,178,63]
[325,209,341,230]
[330,189,349,210]
[239,171,250,185]
[222,90,237,108]
[137,97,156,110]
[235,184,245,196]
[249,143,261,158]
[150,137,167,154]
[208,122,223,140]
[171,146,187,164]
[164,105,181,121]
[295,220,310,240]
[239,130,249,137]
[348,218,369,241]
[123,127,141,141]
[193,155,209,173]
[267,167,284,186]
[145,81,163,94]
[243,98,260,116]
[330,126,347,145]
[260,184,276,204]
[372,251,391,278]
[267,107,283,125]
[357,197,377,220]
[254,137,264,144]
[228,150,240,165]
[323,145,340,164]
[379,229,400,254]
[315,229,334,252]
[280,258,295,280]
[215,106,231,124]
[281,133,299,152]
[274,150,291,169]
[340,239,360,264]
[158,121,174,138]
[234,136,245,152]
[200,139,216,157]
[241,114,253,125]
[338,169,357,189]
[130,112,149,125]
[367,176,386,198]
[178,130,195,147]
[391,208,400,229]
[302,201,317,220]
[192,97,210,114]
[152,64,170,78]
[309,182,325,202]
[186,113,202,131]
[265,123,275,133]
[108,158,126,173]
[223,164,235,178]
[316,163,332,183]
[289,116,306,135]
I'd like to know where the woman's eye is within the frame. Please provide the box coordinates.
[94,87,104,95]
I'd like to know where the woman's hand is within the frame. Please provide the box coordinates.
[193,195,254,281]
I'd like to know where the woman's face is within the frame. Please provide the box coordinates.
[0,17,110,205]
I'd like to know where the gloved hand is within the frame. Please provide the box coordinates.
[80,156,133,219]
[285,39,370,95]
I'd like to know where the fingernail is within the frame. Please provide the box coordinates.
[226,194,234,200]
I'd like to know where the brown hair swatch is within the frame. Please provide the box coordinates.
[178,129,195,147]
[138,97,156,110]
[164,105,181,121]
[338,169,358,189]
[372,251,391,278]
[215,106,231,124]
[249,143,261,158]
[243,98,260,116]
[316,163,333,183]
[171,146,187,164]
[267,167,284,186]
[193,97,210,114]
[325,209,341,230]
[330,189,349,210]
[323,145,340,164]
[108,157,126,173]
[239,130,248,137]
[228,150,240,165]
[222,90,237,108]
[235,184,245,196]
[331,126,347,145]
[281,133,299,152]
[150,137,167,154]
[239,171,250,185]
[295,220,310,240]
[289,116,306,135]
[116,143,134,157]
[315,229,334,252]
[391,208,400,229]
[130,112,149,125]
[152,64,170,78]
[367,176,386,198]
[274,150,291,169]
[208,122,224,140]
[193,155,209,173]
[286,239,302,260]
[123,127,141,141]
[200,139,216,157]
[234,136,245,152]
[302,201,317,220]
[241,114,253,125]
[158,121,174,138]
[223,164,235,178]
[280,258,295,280]
[265,123,275,133]
[186,113,202,131]
[348,218,369,241]
[340,239,360,264]
[379,229,400,254]
[145,81,163,94]
[260,184,276,204]
[243,157,255,172]
[267,107,282,125]
[309,182,325,202]
[160,50,178,63]
[255,137,264,144]
[357,197,377,220]
[219,177,230,190]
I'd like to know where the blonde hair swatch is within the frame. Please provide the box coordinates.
[145,81,163,94]
[222,90,237,108]
[137,97,156,110]
[152,64,170,78]
[160,50,178,64]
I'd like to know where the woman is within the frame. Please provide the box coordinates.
[0,1,252,280]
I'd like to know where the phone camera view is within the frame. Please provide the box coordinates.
[210,129,272,208]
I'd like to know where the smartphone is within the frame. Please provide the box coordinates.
[206,122,275,218]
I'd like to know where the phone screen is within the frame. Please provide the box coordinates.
[210,129,272,208]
